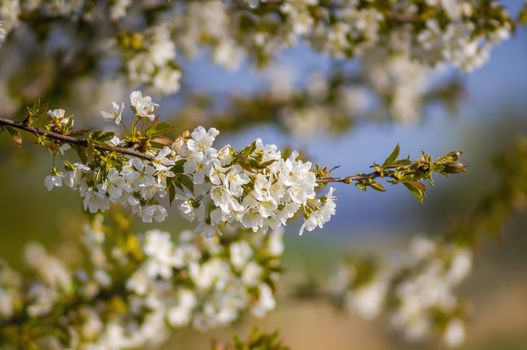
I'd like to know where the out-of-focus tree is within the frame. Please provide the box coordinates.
[0,1,526,349]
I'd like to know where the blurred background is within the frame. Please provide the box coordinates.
[1,1,527,349]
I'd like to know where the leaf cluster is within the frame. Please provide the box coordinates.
[318,144,466,202]
[361,144,466,202]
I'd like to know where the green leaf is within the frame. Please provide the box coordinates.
[402,179,426,202]
[168,179,176,205]
[260,159,276,168]
[435,151,462,164]
[146,122,174,137]
[238,141,257,158]
[369,181,386,192]
[176,174,194,193]
[72,144,89,163]
[99,132,115,142]
[92,131,115,142]
[383,143,400,167]
[249,158,261,169]
[171,159,185,174]
[391,159,412,167]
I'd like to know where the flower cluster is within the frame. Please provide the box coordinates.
[118,24,182,95]
[177,56,462,141]
[125,227,283,332]
[1,0,514,72]
[331,235,473,348]
[274,58,452,134]
[362,50,432,123]
[43,91,336,236]
[173,1,247,71]
[390,236,471,347]
[0,215,284,349]
[0,1,517,92]
[0,245,74,344]
[0,0,90,34]
[166,0,511,130]
[43,95,173,224]
[0,0,182,97]
[216,0,513,72]
[174,128,335,236]
[330,261,389,322]
[0,0,520,134]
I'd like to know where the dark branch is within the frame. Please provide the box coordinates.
[316,172,377,184]
[0,117,154,161]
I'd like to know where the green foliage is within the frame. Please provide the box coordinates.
[318,145,466,202]
[213,328,289,350]
[382,143,400,167]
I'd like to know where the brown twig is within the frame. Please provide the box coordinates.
[316,172,377,184]
[0,117,154,161]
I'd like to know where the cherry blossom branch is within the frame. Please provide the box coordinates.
[0,115,350,184]
[0,93,466,237]
[0,116,359,184]
[0,117,154,161]
[0,117,465,197]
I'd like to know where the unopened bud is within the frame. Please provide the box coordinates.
[444,161,466,173]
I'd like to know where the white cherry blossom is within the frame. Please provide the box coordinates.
[101,101,125,125]
[130,91,159,121]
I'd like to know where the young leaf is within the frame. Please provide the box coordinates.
[146,122,174,137]
[176,174,194,193]
[402,179,426,202]
[237,140,257,159]
[72,144,89,163]
[95,131,115,142]
[369,181,386,192]
[383,143,400,167]
[435,151,462,164]
[167,179,176,205]
[391,159,412,167]
[172,159,185,174]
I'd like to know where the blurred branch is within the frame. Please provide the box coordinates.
[446,136,527,244]
[171,71,464,139]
